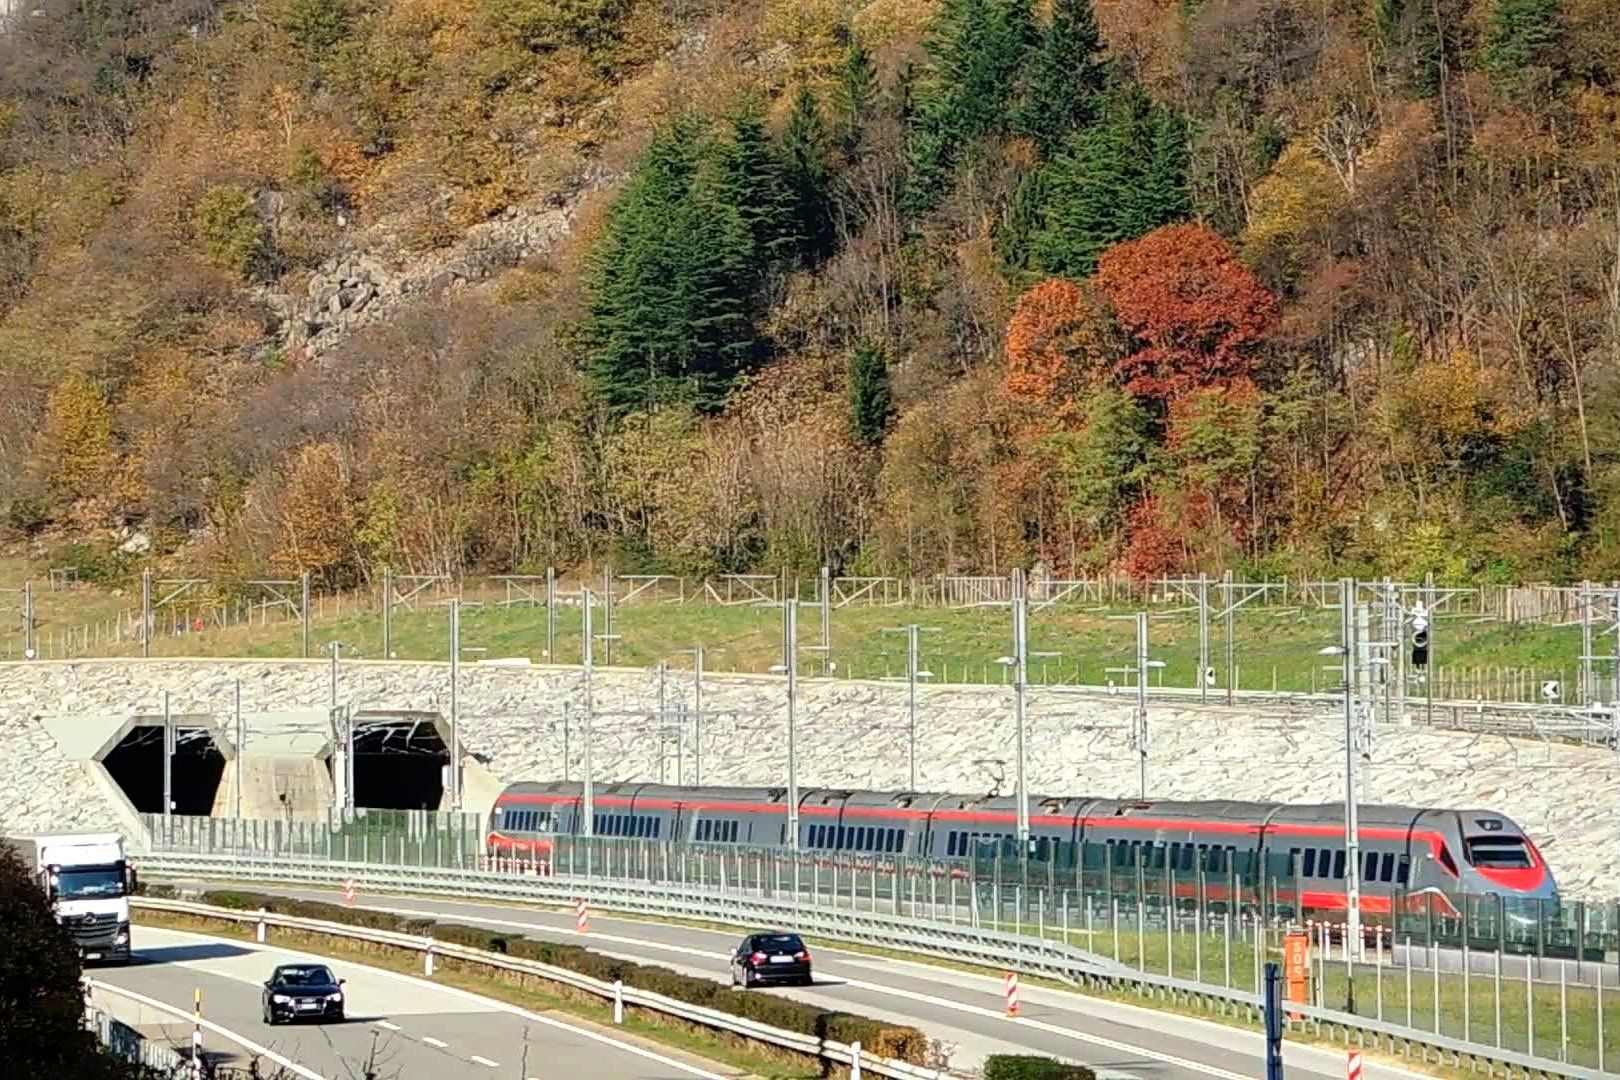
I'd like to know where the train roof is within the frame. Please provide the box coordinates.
[489,783,1526,834]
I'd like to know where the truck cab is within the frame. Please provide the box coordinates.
[7,832,136,965]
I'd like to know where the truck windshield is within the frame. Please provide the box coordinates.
[56,867,126,899]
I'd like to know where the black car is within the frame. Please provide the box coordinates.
[729,931,812,988]
[262,963,346,1024]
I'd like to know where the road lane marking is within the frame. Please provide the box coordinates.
[137,925,730,1080]
[85,979,325,1080]
[470,1055,501,1067]
[423,1037,449,1048]
[374,1020,401,1031]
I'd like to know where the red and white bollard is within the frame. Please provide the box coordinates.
[342,879,356,907]
[1003,971,1020,1017]
[575,897,589,934]
[192,988,203,1080]
[1347,1049,1363,1080]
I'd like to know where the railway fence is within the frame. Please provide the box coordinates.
[141,812,1620,973]
[135,831,1618,1078]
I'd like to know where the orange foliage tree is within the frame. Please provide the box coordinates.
[1095,224,1278,402]
[1002,278,1114,426]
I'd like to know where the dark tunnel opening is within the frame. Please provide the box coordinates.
[102,725,226,815]
[342,718,449,811]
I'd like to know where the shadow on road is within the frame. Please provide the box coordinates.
[133,943,257,965]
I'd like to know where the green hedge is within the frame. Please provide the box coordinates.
[984,1056,1097,1080]
[188,890,926,1064]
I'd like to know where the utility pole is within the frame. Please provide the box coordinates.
[162,690,174,829]
[233,680,243,819]
[906,624,921,790]
[1197,572,1209,702]
[820,566,831,673]
[1135,611,1150,798]
[582,588,595,837]
[545,566,556,662]
[1339,577,1363,967]
[691,645,704,785]
[1011,569,1030,848]
[381,566,392,660]
[783,599,800,849]
[141,569,153,659]
[448,599,461,811]
[1223,569,1235,705]
[22,580,34,660]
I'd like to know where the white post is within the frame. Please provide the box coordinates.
[449,599,462,810]
[1340,578,1363,959]
[192,988,203,1080]
[425,945,435,977]
[849,1040,862,1080]
[1012,569,1029,847]
[613,979,624,1025]
[582,589,595,838]
[784,599,799,849]
[256,908,266,943]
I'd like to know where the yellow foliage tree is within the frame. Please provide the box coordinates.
[32,374,118,505]
[272,442,359,584]
[1242,142,1345,271]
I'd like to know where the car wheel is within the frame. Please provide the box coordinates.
[333,1010,345,1024]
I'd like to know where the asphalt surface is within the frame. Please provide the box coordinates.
[90,925,731,1080]
[182,883,1451,1080]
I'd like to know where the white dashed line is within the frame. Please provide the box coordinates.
[470,1055,500,1068]
[422,1037,449,1049]
[374,1020,401,1031]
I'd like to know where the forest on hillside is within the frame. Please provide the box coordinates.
[1,0,1618,586]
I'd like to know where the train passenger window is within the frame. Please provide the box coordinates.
[653,818,662,839]
[1179,845,1195,872]
[1380,853,1394,882]
[1332,851,1345,879]
[1302,849,1317,877]
[1364,852,1378,882]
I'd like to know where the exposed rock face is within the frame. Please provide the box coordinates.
[256,169,616,360]
[3,659,1616,899]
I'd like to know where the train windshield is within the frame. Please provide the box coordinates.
[1465,836,1533,868]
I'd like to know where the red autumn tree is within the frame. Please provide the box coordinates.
[1095,224,1279,403]
[1002,277,1115,426]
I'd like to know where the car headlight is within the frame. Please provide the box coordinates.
[273,994,292,1004]
[327,992,343,1003]
[114,931,128,944]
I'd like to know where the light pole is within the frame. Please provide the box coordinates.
[581,588,595,838]
[768,599,803,849]
[448,601,462,811]
[673,645,705,785]
[1105,613,1164,797]
[1319,576,1363,968]
[993,569,1057,850]
[882,624,937,790]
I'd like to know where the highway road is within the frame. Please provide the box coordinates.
[170,884,1449,1080]
[90,925,731,1080]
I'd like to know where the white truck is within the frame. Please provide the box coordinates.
[4,832,136,965]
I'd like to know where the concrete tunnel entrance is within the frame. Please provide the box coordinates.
[101,725,226,815]
[340,716,449,811]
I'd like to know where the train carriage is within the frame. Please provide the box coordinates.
[487,782,1558,922]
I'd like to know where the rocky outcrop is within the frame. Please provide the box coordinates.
[258,169,617,360]
[4,659,1616,898]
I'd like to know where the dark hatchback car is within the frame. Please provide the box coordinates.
[262,963,346,1025]
[729,931,812,988]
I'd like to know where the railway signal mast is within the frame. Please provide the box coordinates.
[1320,577,1366,968]
[996,569,1057,849]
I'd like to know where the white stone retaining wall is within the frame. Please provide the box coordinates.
[1,659,1615,898]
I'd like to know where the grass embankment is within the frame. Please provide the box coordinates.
[10,554,1587,702]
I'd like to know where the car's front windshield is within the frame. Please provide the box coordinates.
[275,967,336,987]
[55,867,126,899]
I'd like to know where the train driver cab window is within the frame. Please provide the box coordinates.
[1465,837,1533,868]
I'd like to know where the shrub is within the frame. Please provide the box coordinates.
[984,1056,1098,1080]
[192,186,267,279]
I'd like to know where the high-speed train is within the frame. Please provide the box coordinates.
[486,782,1558,919]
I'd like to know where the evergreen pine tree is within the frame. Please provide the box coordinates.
[1482,0,1563,90]
[904,0,1036,212]
[832,36,878,159]
[995,167,1048,281]
[715,98,795,261]
[847,342,894,444]
[1024,86,1190,278]
[588,116,760,414]
[781,86,835,261]
[1014,0,1107,155]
